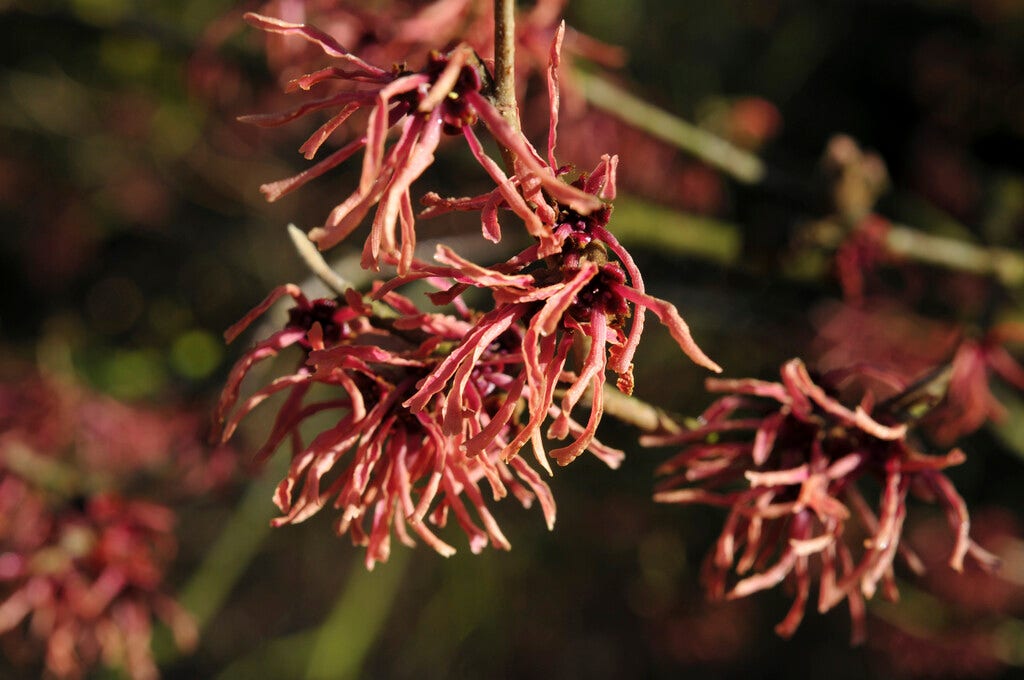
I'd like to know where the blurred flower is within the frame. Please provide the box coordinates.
[648,358,995,642]
[909,508,1024,617]
[251,0,624,89]
[0,372,236,498]
[822,134,890,225]
[242,12,600,273]
[834,214,895,305]
[0,371,221,679]
[869,620,1006,680]
[926,322,1024,444]
[811,302,1024,445]
[867,508,1024,679]
[695,96,782,151]
[215,284,559,567]
[0,491,194,680]
[548,108,726,215]
[811,299,960,381]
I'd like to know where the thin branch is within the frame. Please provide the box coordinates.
[560,384,683,435]
[601,384,683,434]
[288,224,352,295]
[492,0,519,133]
[577,70,766,185]
[490,0,521,174]
[885,223,1024,288]
[803,218,1024,288]
[611,196,742,265]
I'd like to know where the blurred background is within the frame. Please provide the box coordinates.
[2,0,1024,678]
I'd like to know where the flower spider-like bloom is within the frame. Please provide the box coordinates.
[215,284,563,567]
[647,358,995,643]
[368,25,720,469]
[0,373,203,680]
[242,13,600,273]
[926,322,1024,445]
[383,152,720,470]
[0,491,191,680]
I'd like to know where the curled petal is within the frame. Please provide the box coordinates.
[261,137,367,202]
[224,283,306,343]
[546,22,564,169]
[613,283,721,373]
[243,13,387,78]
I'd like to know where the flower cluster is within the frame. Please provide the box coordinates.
[220,9,721,564]
[250,0,624,94]
[216,284,568,567]
[647,358,996,642]
[242,12,601,273]
[389,156,720,466]
[0,372,217,679]
[812,301,1024,446]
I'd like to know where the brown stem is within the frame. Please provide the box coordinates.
[559,385,683,435]
[491,0,520,172]
[287,224,352,295]
[493,0,519,133]
[601,385,683,434]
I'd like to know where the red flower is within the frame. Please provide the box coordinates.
[926,323,1024,444]
[382,152,720,469]
[0,373,206,679]
[648,358,995,642]
[242,13,600,273]
[0,491,193,680]
[215,284,559,567]
[810,299,959,380]
[392,29,719,467]
[250,0,624,88]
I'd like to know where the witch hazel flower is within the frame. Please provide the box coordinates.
[0,491,193,680]
[251,0,624,92]
[385,151,720,470]
[215,283,559,567]
[0,372,201,680]
[225,7,719,564]
[242,12,600,273]
[925,322,1024,445]
[396,28,719,469]
[647,358,996,643]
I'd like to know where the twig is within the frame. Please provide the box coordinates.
[558,384,683,435]
[600,385,683,434]
[803,218,1024,288]
[288,224,352,295]
[610,196,741,265]
[885,224,1024,288]
[577,70,766,185]
[492,0,519,133]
